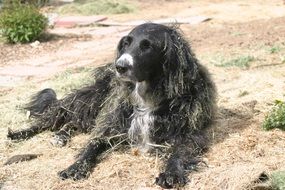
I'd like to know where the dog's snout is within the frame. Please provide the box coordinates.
[115,60,129,74]
[115,53,133,74]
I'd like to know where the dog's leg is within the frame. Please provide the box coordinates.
[155,133,207,189]
[7,125,47,140]
[58,100,131,181]
[58,131,128,180]
[58,137,116,180]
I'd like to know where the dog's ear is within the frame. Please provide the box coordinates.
[163,28,199,98]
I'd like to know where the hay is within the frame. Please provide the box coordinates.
[187,163,269,190]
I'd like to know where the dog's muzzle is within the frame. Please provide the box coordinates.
[115,60,129,74]
[115,53,133,74]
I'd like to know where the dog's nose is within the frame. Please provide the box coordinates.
[115,54,133,74]
[115,60,129,74]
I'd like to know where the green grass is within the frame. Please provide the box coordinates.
[58,0,135,15]
[271,171,285,190]
[268,45,283,54]
[263,100,285,131]
[212,55,255,69]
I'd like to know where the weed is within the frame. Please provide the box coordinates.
[262,100,285,131]
[268,45,282,54]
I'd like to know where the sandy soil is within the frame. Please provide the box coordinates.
[1,0,285,189]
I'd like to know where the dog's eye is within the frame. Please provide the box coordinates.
[119,36,132,50]
[122,40,130,47]
[140,39,151,51]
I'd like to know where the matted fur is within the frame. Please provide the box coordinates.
[7,23,216,189]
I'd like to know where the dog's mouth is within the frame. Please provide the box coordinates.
[115,71,137,83]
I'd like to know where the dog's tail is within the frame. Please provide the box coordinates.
[24,88,57,117]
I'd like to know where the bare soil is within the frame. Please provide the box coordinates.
[1,0,285,189]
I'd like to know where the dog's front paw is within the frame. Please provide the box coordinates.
[7,128,20,140]
[155,171,187,189]
[58,161,90,180]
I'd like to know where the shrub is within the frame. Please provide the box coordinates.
[262,100,285,131]
[0,2,48,43]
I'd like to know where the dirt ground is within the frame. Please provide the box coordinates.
[1,0,285,189]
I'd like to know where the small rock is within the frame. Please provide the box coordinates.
[30,41,40,48]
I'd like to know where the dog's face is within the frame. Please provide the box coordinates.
[115,23,170,82]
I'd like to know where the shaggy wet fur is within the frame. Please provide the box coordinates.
[7,23,216,189]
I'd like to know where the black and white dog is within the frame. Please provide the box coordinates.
[8,23,216,189]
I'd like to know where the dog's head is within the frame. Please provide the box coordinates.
[115,23,171,83]
[115,23,198,98]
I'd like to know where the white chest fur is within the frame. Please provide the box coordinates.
[128,82,154,151]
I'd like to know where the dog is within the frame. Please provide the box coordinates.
[7,23,216,189]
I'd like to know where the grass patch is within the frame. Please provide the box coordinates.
[262,100,285,131]
[268,45,283,54]
[58,0,135,15]
[271,171,285,190]
[0,84,36,131]
[51,66,94,97]
[212,55,255,68]
[0,67,94,130]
